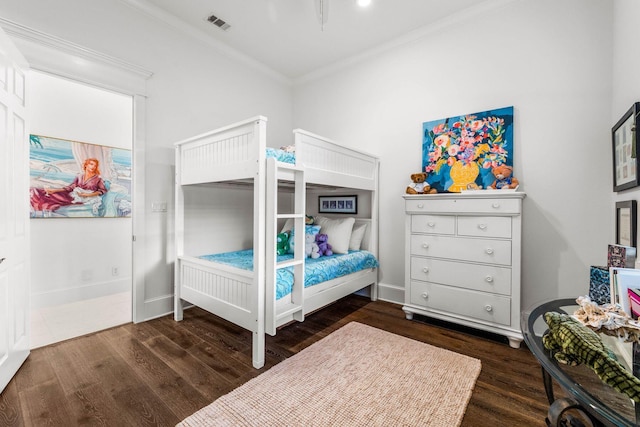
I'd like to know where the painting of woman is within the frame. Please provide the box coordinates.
[30,158,108,213]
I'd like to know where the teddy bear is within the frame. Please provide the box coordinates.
[406,172,436,194]
[276,231,290,256]
[305,233,320,259]
[315,233,333,257]
[489,165,519,190]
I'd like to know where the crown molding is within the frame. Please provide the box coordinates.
[0,17,153,95]
[0,17,153,80]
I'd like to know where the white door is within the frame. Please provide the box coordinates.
[0,26,30,393]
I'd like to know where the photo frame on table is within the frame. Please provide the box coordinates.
[616,200,637,248]
[318,195,357,214]
[609,267,640,316]
[612,103,640,192]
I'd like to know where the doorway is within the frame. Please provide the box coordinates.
[28,71,133,347]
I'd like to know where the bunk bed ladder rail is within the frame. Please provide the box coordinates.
[265,157,305,336]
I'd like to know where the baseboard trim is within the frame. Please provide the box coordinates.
[377,282,404,305]
[140,294,174,322]
[31,278,131,309]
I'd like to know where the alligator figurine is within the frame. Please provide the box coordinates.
[543,311,640,402]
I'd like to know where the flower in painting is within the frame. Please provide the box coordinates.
[434,134,450,148]
[424,114,510,174]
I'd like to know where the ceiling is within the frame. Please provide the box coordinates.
[125,0,485,80]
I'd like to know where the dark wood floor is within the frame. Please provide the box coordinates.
[0,295,551,426]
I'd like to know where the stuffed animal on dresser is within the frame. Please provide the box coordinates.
[406,172,436,194]
[489,165,519,189]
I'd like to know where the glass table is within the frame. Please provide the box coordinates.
[521,298,639,427]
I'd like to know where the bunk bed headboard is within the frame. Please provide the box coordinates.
[293,129,379,191]
[176,116,267,185]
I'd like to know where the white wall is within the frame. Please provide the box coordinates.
[0,0,293,319]
[29,71,133,307]
[2,0,624,320]
[612,1,640,209]
[293,0,614,310]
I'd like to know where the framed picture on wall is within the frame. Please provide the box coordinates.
[615,200,637,248]
[422,106,514,192]
[612,103,640,192]
[318,195,357,214]
[28,134,132,218]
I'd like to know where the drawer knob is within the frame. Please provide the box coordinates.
[478,224,487,230]
[485,275,494,283]
[485,248,494,255]
[491,203,500,209]
[484,305,493,312]
[422,267,429,274]
[417,203,424,209]
[421,292,429,299]
[422,243,429,249]
[427,222,436,228]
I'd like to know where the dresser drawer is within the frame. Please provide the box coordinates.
[411,215,455,235]
[410,235,512,266]
[410,281,511,326]
[405,197,521,215]
[457,216,512,238]
[410,257,511,295]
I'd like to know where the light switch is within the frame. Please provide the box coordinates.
[151,201,167,212]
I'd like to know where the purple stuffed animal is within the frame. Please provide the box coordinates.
[315,233,333,257]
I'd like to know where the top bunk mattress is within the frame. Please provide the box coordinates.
[199,250,378,300]
[265,147,295,164]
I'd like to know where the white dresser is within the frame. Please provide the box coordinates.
[403,192,525,348]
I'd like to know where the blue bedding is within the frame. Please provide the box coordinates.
[265,147,295,164]
[199,250,378,300]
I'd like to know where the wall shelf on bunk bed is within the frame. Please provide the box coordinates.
[174,116,380,369]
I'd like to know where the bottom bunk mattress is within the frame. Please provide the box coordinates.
[199,250,378,300]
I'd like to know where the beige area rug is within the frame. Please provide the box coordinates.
[177,322,482,427]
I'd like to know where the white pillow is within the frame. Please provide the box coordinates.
[281,218,294,233]
[315,216,355,254]
[349,223,368,251]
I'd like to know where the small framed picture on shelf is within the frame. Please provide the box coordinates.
[318,195,357,214]
[609,267,640,315]
[612,102,640,192]
[615,200,637,248]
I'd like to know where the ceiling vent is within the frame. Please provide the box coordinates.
[207,14,230,31]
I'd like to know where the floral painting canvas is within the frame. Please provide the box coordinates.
[29,135,132,218]
[422,106,514,192]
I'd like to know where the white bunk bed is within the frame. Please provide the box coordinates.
[174,116,379,369]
